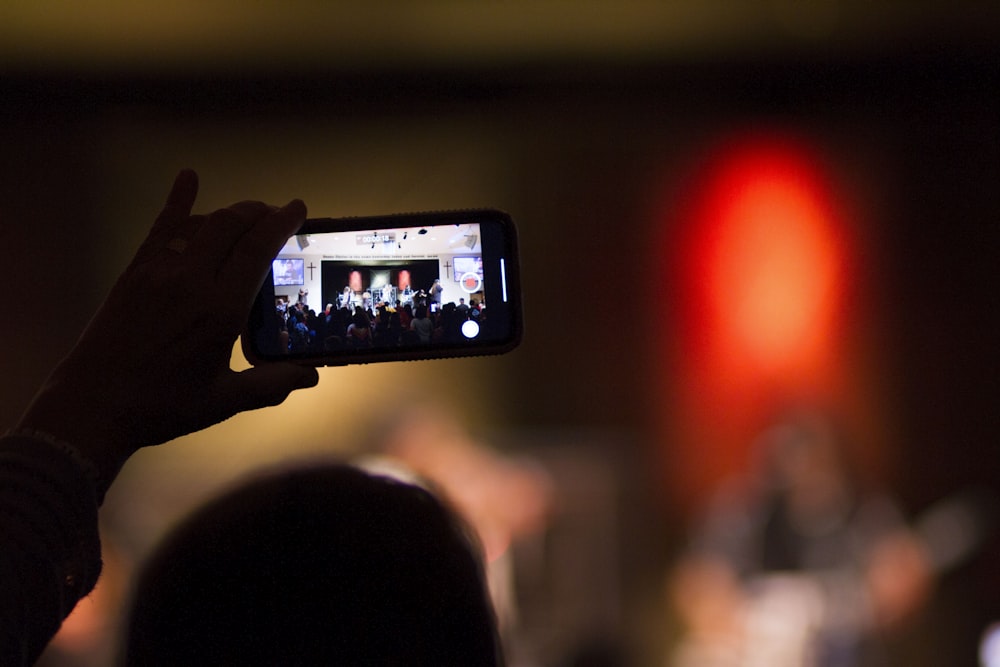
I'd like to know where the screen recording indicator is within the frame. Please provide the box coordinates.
[244,210,521,366]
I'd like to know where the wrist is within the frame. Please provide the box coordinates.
[3,426,112,502]
[16,385,133,502]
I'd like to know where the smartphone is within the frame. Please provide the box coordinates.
[243,209,522,366]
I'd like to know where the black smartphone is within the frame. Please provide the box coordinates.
[243,209,522,366]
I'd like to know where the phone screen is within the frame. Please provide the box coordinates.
[243,209,522,366]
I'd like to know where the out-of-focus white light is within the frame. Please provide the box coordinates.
[980,623,1000,667]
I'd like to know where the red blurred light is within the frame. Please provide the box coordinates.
[700,142,844,379]
[657,134,859,508]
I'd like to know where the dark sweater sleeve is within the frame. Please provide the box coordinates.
[0,435,102,666]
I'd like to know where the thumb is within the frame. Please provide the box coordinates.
[215,364,320,416]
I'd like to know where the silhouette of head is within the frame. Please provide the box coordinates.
[123,464,501,665]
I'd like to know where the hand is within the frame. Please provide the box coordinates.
[17,170,319,493]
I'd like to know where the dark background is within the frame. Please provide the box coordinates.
[2,6,999,665]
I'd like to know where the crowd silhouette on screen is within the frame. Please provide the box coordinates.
[277,294,484,354]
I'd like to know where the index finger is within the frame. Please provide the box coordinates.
[132,169,200,264]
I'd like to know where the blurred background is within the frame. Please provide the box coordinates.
[2,2,999,666]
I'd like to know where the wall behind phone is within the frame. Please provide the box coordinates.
[3,6,1000,665]
[65,110,522,532]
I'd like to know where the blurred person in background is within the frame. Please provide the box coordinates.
[668,411,933,667]
[361,402,553,660]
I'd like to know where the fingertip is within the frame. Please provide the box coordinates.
[296,366,320,389]
[174,168,198,191]
[266,366,319,404]
[166,169,199,209]
[282,199,307,222]
[219,364,319,414]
